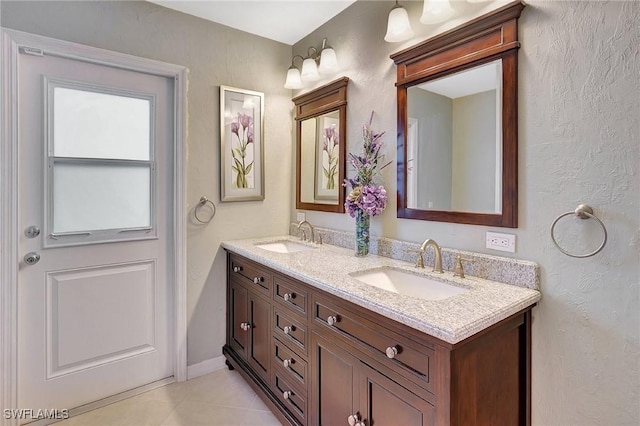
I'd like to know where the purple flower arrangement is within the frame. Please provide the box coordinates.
[344,112,391,218]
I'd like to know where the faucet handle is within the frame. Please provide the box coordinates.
[300,230,307,241]
[316,232,323,245]
[406,248,425,268]
[454,255,472,278]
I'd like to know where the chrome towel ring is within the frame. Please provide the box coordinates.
[550,204,607,258]
[194,196,216,224]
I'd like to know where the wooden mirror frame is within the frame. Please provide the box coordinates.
[294,77,349,213]
[391,1,524,228]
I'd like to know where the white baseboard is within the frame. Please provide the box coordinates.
[187,356,226,380]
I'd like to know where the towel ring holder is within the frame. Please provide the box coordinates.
[550,204,607,258]
[194,196,216,224]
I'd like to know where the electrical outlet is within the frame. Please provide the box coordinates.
[486,231,516,253]
[296,212,306,222]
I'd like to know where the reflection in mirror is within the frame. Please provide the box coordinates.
[300,110,340,204]
[407,60,502,214]
[294,77,348,213]
[392,1,524,227]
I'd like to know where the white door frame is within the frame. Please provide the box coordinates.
[0,28,188,425]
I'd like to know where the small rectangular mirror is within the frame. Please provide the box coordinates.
[294,77,349,213]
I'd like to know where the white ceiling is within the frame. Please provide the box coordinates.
[418,60,501,99]
[147,0,356,45]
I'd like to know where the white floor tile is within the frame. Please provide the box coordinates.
[58,369,284,426]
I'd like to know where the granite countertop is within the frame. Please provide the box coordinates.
[222,235,541,345]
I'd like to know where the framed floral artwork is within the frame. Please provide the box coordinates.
[220,86,264,202]
[314,114,340,201]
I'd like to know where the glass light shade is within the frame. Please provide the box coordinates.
[284,67,303,89]
[420,0,455,24]
[301,57,320,82]
[318,47,338,74]
[384,6,414,42]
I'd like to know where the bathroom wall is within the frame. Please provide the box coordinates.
[292,1,639,424]
[1,1,293,366]
[407,88,453,210]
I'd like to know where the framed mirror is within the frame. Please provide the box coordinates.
[294,77,348,213]
[391,1,524,227]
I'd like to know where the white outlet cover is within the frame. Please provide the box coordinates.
[296,212,306,222]
[486,231,516,253]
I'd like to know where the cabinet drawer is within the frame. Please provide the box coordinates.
[273,337,308,389]
[273,368,308,425]
[313,296,434,392]
[229,254,271,295]
[273,274,308,319]
[274,308,308,355]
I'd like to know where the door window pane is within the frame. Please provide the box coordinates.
[53,163,151,233]
[53,87,151,160]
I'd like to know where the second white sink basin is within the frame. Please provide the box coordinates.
[351,267,469,301]
[256,240,316,254]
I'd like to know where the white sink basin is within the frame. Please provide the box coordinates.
[256,240,316,254]
[351,268,469,301]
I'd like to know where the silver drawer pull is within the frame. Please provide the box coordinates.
[240,322,250,331]
[327,315,337,326]
[233,266,242,273]
[385,346,399,359]
[283,358,292,368]
[253,276,263,284]
[283,292,292,302]
[283,326,294,335]
[283,390,292,400]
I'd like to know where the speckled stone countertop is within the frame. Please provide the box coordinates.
[222,236,541,345]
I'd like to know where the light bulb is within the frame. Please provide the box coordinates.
[420,0,455,24]
[319,46,338,74]
[301,57,320,82]
[284,67,303,89]
[384,4,414,42]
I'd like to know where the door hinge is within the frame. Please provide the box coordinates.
[21,47,44,57]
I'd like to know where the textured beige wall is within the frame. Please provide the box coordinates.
[1,1,294,366]
[293,1,639,424]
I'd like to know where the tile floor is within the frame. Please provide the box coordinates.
[59,368,284,426]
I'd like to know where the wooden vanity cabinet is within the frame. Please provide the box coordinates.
[224,252,533,426]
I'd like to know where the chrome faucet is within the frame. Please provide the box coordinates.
[297,220,315,243]
[417,238,444,273]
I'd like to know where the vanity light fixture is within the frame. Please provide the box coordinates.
[420,0,455,24]
[284,38,339,89]
[384,1,414,42]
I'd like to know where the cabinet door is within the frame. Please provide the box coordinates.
[310,332,358,426]
[229,280,248,359]
[247,292,271,382]
[358,363,435,426]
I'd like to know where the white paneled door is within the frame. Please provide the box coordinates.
[17,46,175,417]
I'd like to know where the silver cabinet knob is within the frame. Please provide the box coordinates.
[233,266,242,273]
[386,346,399,359]
[240,322,250,331]
[356,422,365,426]
[283,390,292,400]
[283,358,292,368]
[23,252,40,265]
[348,414,360,426]
[283,326,293,335]
[327,315,337,326]
[253,277,263,284]
[283,292,292,302]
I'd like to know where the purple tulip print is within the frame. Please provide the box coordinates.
[322,126,339,190]
[230,112,254,189]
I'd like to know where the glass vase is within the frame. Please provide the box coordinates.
[355,209,370,257]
